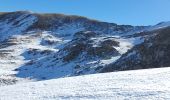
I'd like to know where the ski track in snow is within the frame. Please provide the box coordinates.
[0,67,170,100]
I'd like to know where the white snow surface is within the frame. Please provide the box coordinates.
[0,67,170,100]
[0,31,64,83]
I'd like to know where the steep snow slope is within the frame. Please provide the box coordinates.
[0,67,170,100]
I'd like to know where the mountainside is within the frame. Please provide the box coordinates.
[0,67,170,100]
[101,26,170,72]
[0,11,170,85]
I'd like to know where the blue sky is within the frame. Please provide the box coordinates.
[0,0,170,25]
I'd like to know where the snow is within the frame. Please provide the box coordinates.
[100,56,121,65]
[128,37,144,45]
[0,67,170,100]
[84,35,143,67]
[55,23,85,37]
[153,21,170,29]
[114,38,133,54]
[146,21,170,31]
[0,13,37,41]
[0,31,64,82]
[0,12,170,99]
[126,51,137,57]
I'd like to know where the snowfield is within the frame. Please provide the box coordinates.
[0,67,170,100]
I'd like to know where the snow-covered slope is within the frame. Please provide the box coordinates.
[101,26,170,72]
[147,21,170,31]
[0,11,170,85]
[0,11,147,83]
[0,67,170,100]
[0,11,37,41]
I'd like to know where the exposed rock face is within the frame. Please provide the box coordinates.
[101,27,170,72]
[62,31,120,62]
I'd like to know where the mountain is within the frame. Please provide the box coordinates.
[0,11,170,85]
[0,67,170,100]
[101,26,170,72]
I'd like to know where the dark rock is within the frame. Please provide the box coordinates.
[101,27,170,73]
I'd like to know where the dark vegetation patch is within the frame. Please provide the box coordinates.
[101,27,170,73]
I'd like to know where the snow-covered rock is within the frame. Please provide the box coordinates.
[101,26,170,72]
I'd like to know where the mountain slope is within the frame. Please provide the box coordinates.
[101,27,170,72]
[0,11,146,82]
[0,67,170,100]
[0,11,170,84]
[0,11,37,41]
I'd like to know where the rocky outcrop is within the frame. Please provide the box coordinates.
[101,27,170,72]
[62,31,120,62]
